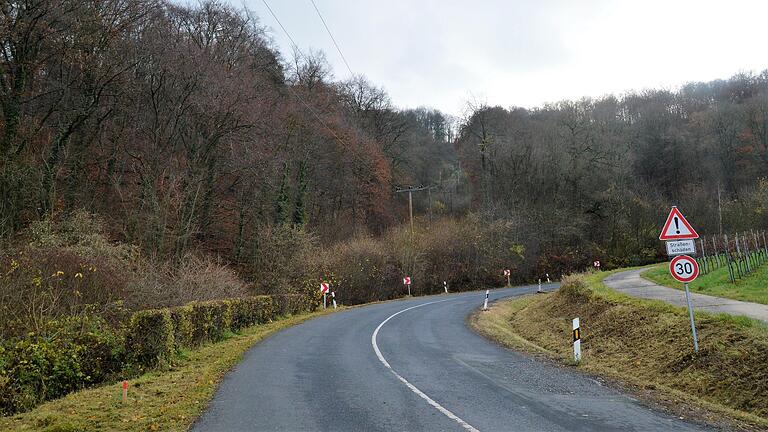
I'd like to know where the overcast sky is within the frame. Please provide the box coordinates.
[241,0,768,116]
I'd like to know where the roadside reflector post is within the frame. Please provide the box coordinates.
[122,380,129,402]
[537,278,543,293]
[443,281,448,294]
[320,283,330,309]
[331,291,337,309]
[546,273,550,283]
[483,290,489,311]
[572,318,581,363]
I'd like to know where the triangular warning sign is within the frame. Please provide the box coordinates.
[659,207,699,240]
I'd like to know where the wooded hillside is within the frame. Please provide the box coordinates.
[2,0,767,283]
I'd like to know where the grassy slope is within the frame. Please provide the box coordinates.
[0,310,333,432]
[643,262,768,305]
[470,270,768,430]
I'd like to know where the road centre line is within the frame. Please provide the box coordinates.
[371,298,481,432]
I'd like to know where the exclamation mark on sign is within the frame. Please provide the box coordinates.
[674,217,680,234]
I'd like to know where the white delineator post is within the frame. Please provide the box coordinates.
[546,273,551,283]
[572,318,581,362]
[537,278,543,293]
[483,290,489,311]
[443,281,448,294]
[331,291,337,309]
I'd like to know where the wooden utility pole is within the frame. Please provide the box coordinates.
[396,185,429,233]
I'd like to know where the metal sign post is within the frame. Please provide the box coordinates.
[661,207,701,353]
[684,283,699,353]
[669,254,701,353]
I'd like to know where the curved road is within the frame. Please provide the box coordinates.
[193,284,707,431]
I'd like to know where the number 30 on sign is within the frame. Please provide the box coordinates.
[669,255,699,283]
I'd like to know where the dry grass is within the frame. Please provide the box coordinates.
[471,271,768,430]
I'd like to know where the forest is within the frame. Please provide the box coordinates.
[2,0,768,337]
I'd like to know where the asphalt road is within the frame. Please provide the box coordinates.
[605,268,768,322]
[192,284,708,432]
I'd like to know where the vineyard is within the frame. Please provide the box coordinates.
[697,232,768,282]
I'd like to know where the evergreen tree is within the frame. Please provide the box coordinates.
[275,162,291,225]
[292,160,309,227]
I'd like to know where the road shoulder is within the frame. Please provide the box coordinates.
[469,272,768,431]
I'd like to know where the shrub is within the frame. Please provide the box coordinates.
[0,295,290,415]
[170,305,194,349]
[230,296,274,330]
[323,235,400,305]
[126,255,249,310]
[248,225,318,296]
[0,248,129,339]
[124,309,174,371]
[207,301,232,341]
[272,294,313,316]
[186,301,233,345]
[0,315,124,416]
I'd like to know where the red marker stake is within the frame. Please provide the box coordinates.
[122,380,129,402]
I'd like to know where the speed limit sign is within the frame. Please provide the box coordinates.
[669,255,699,283]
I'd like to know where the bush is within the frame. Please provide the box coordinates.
[170,305,194,349]
[314,216,527,305]
[0,315,124,416]
[126,255,249,310]
[124,309,174,371]
[272,294,313,316]
[0,294,294,415]
[322,236,400,305]
[0,248,129,339]
[248,225,318,296]
[230,296,274,330]
[207,301,232,341]
[186,301,234,345]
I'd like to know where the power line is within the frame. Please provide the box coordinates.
[308,0,354,78]
[260,0,301,54]
[260,0,348,146]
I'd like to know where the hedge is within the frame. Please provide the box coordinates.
[124,309,175,371]
[1,293,316,416]
[0,316,124,416]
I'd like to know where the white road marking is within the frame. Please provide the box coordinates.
[371,299,481,432]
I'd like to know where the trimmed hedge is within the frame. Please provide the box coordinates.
[272,294,315,316]
[230,296,274,330]
[124,309,174,371]
[170,305,194,349]
[0,316,124,416]
[1,293,316,416]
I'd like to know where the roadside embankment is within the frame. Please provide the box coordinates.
[470,271,768,430]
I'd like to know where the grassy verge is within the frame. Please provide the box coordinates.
[0,309,333,432]
[470,271,768,430]
[642,262,768,305]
